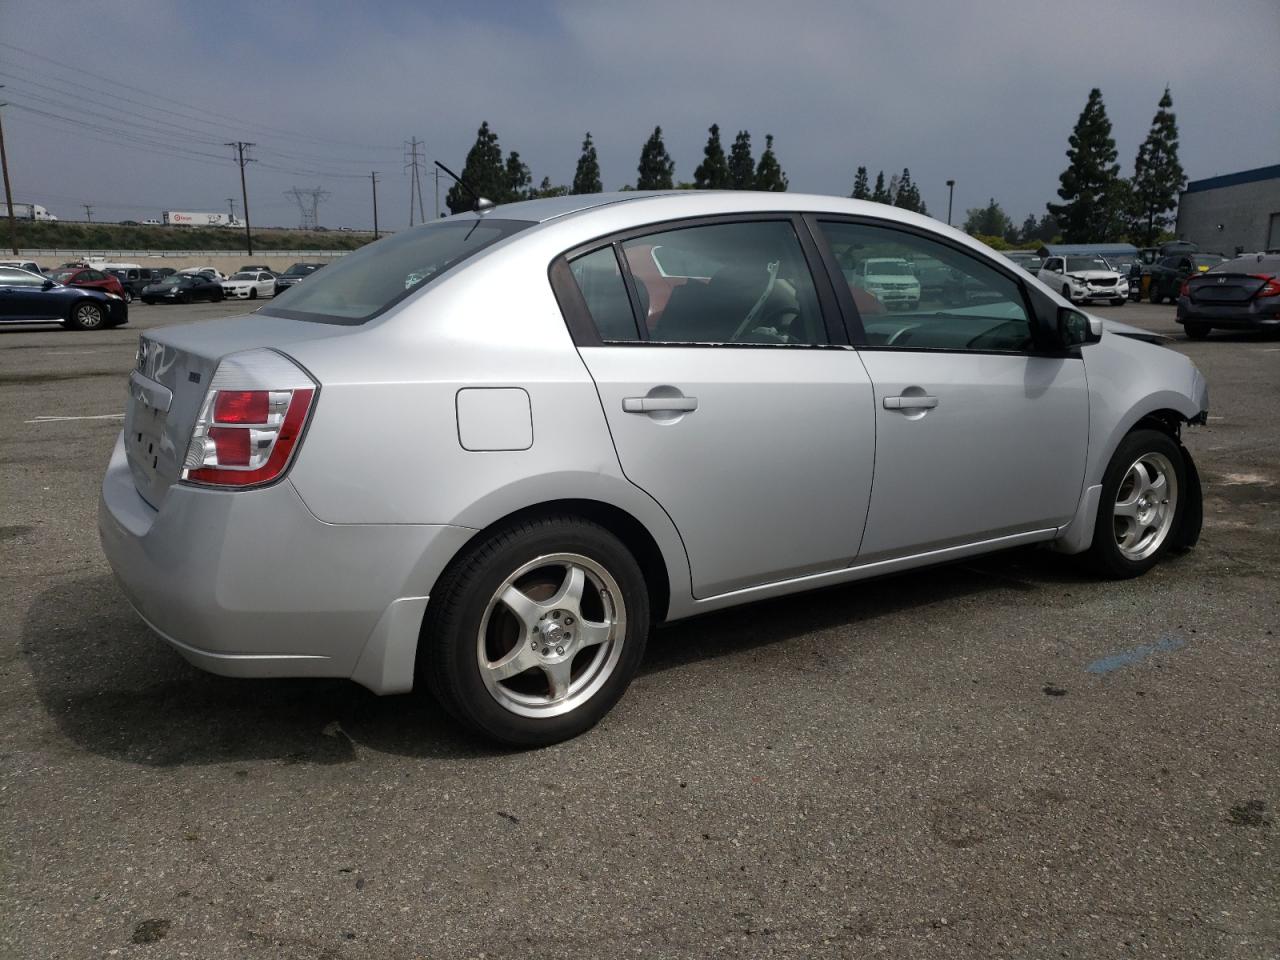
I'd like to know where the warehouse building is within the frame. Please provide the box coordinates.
[1175,164,1280,255]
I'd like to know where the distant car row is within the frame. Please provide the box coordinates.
[0,260,329,307]
[0,260,330,329]
[1002,246,1232,306]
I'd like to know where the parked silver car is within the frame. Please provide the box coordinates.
[100,192,1208,744]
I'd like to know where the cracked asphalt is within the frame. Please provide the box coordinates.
[1,300,1276,958]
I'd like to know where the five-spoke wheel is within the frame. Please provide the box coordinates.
[1088,429,1187,578]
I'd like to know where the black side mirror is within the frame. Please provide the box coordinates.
[1058,306,1101,347]
[42,279,54,290]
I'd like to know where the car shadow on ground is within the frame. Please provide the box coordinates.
[21,549,1096,768]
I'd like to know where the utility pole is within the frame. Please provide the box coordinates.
[946,179,956,227]
[83,204,94,223]
[0,88,17,254]
[226,141,256,255]
[370,171,380,239]
[226,197,237,221]
[433,165,441,219]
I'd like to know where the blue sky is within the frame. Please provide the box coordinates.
[2,0,1277,230]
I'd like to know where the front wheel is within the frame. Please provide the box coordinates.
[1150,288,1164,305]
[1184,322,1211,340]
[1111,298,1125,307]
[421,516,650,746]
[124,289,135,303]
[67,300,105,330]
[249,288,257,300]
[1061,285,1075,304]
[1086,429,1187,579]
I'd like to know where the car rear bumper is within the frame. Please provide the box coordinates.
[1177,298,1280,328]
[98,433,475,693]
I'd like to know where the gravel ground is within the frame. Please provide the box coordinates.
[1,299,1276,959]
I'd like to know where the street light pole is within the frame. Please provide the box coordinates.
[946,179,956,226]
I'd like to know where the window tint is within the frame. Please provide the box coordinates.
[0,267,45,286]
[620,220,827,345]
[568,246,640,342]
[261,219,531,324]
[819,220,1033,353]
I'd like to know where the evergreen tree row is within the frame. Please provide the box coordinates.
[848,165,926,215]
[446,123,789,214]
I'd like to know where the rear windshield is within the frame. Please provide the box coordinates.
[1211,255,1280,274]
[262,218,532,325]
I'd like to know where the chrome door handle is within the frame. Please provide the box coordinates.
[622,396,698,413]
[883,395,938,411]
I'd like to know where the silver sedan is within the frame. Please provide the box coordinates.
[100,191,1208,745]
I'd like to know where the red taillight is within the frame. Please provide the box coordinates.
[214,389,270,423]
[1252,274,1280,298]
[1179,279,1190,297]
[182,350,317,489]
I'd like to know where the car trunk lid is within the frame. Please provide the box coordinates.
[124,313,352,509]
[1187,272,1268,304]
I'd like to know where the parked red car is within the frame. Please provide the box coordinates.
[47,267,126,299]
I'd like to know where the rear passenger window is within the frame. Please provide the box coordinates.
[568,247,640,342]
[620,221,827,345]
[819,220,1033,353]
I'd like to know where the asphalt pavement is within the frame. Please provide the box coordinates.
[1,299,1276,959]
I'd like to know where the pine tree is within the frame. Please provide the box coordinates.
[572,132,603,195]
[753,135,788,191]
[447,121,507,214]
[533,176,570,199]
[694,124,730,189]
[850,166,869,199]
[636,126,675,190]
[871,170,889,203]
[1019,214,1038,243]
[728,130,755,190]
[504,151,532,201]
[1048,88,1122,242]
[893,168,924,213]
[1130,87,1186,246]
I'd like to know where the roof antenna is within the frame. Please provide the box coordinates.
[433,161,495,213]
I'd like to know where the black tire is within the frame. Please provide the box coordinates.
[124,289,135,303]
[1061,285,1074,304]
[249,288,257,300]
[66,299,105,331]
[1086,429,1188,579]
[1184,322,1211,340]
[177,292,190,304]
[1110,298,1125,307]
[1150,287,1164,305]
[420,515,650,746]
[142,298,154,305]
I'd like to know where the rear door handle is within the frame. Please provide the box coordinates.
[883,395,938,410]
[622,396,698,413]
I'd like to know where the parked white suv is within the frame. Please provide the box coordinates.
[850,257,921,310]
[1039,256,1128,306]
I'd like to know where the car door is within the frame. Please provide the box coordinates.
[813,218,1089,561]
[553,216,877,599]
[0,268,53,320]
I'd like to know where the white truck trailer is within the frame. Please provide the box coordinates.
[1,202,58,221]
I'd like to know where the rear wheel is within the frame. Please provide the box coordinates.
[1150,287,1164,304]
[1184,322,1211,340]
[1086,429,1186,579]
[67,300,105,330]
[124,289,135,303]
[421,516,650,746]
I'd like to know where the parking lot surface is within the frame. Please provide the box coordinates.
[2,301,1277,958]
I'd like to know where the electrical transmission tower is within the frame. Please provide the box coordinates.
[404,137,426,226]
[284,186,330,230]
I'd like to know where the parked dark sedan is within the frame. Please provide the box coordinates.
[1177,254,1280,339]
[141,273,226,304]
[0,266,128,330]
[273,261,326,295]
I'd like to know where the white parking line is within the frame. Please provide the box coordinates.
[25,413,124,424]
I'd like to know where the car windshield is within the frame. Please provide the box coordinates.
[231,272,256,280]
[262,218,533,324]
[866,260,913,276]
[155,277,183,287]
[1066,257,1110,272]
[283,264,322,277]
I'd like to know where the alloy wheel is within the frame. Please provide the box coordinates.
[476,553,626,719]
[1112,452,1178,561]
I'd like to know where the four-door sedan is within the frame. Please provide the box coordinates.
[140,273,226,304]
[220,271,275,300]
[272,261,326,296]
[0,266,128,329]
[48,265,128,300]
[1176,252,1280,338]
[1038,255,1128,306]
[100,192,1208,746]
[1148,253,1228,304]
